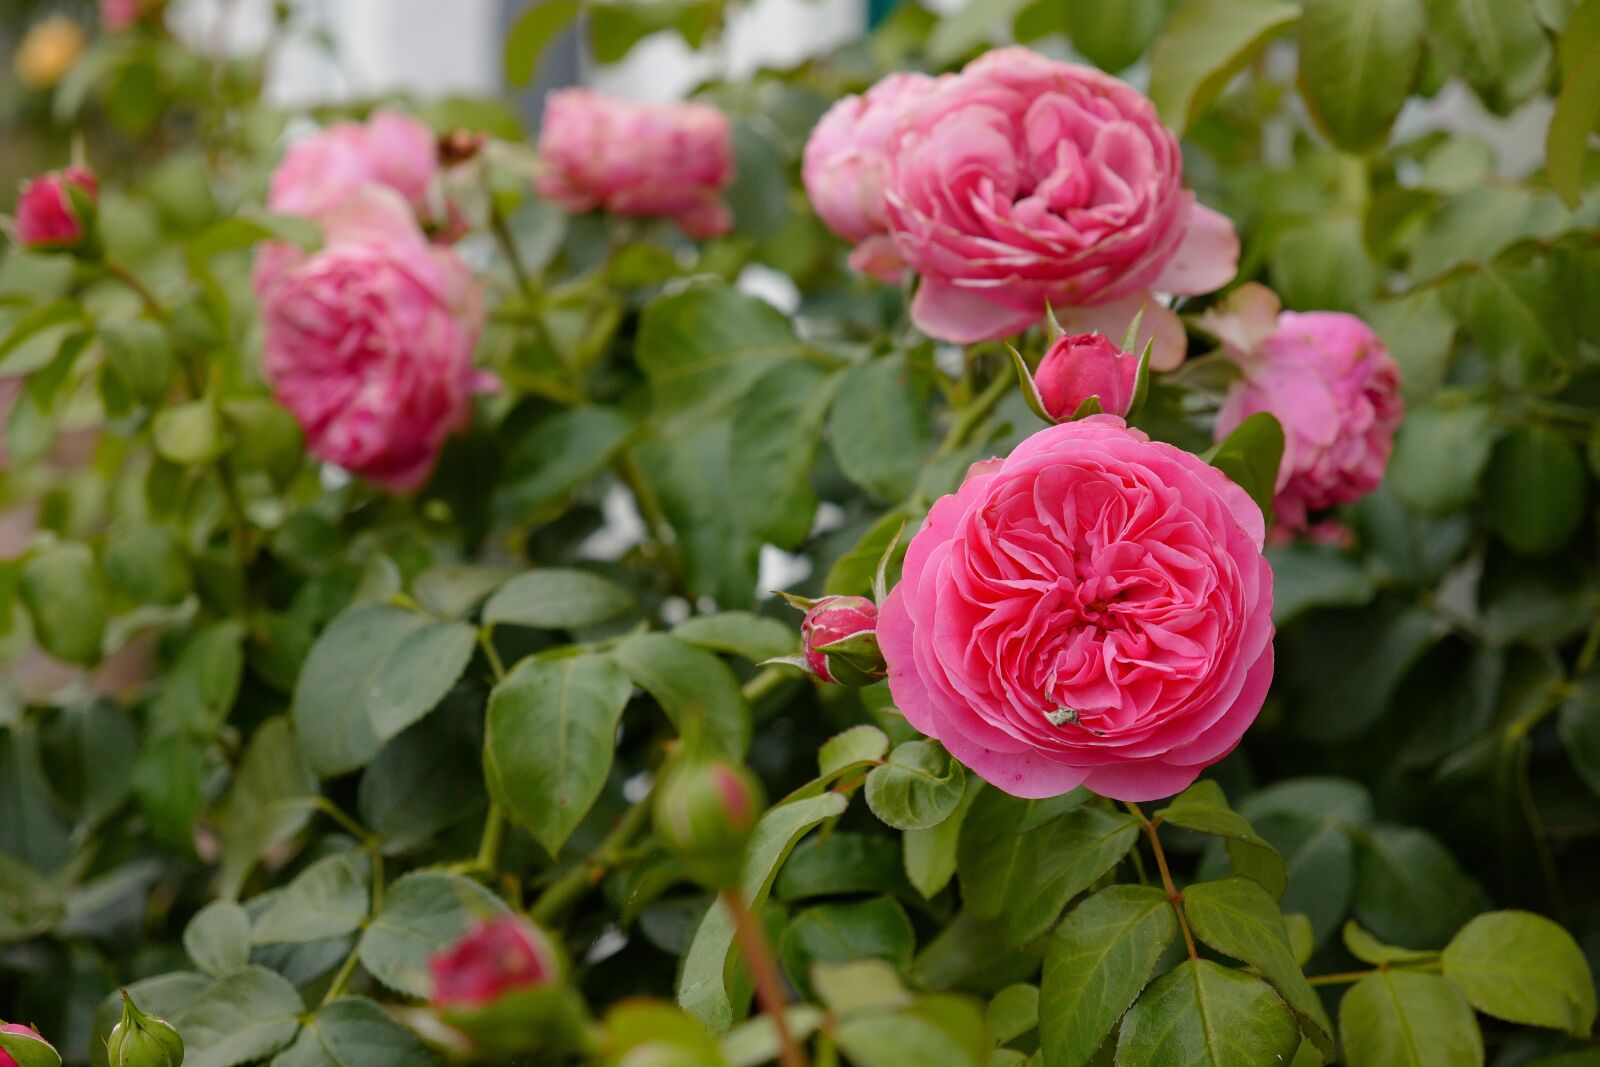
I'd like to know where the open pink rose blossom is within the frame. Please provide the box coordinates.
[803,72,938,281]
[879,415,1273,802]
[268,110,438,224]
[1208,283,1403,532]
[879,47,1238,366]
[260,189,488,494]
[535,89,735,239]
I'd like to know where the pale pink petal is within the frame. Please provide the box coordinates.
[1153,203,1239,296]
[1061,292,1188,371]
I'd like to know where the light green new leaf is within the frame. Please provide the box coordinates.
[989,983,1040,1045]
[611,633,752,759]
[819,726,890,779]
[1149,0,1301,130]
[484,653,633,855]
[1342,920,1438,965]
[1183,877,1334,1057]
[504,0,580,85]
[1117,959,1301,1067]
[1156,780,1288,900]
[252,851,370,945]
[1441,910,1597,1037]
[1338,971,1483,1067]
[171,966,304,1067]
[679,791,850,1033]
[865,741,966,831]
[271,996,434,1067]
[294,605,428,778]
[357,872,510,998]
[1039,885,1177,1067]
[184,900,252,976]
[367,620,476,742]
[1297,0,1425,151]
[482,568,635,631]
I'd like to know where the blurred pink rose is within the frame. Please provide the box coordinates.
[536,89,735,239]
[1208,284,1403,532]
[268,110,437,224]
[881,47,1237,365]
[1035,332,1139,419]
[260,189,487,494]
[15,166,96,250]
[803,72,938,281]
[100,0,140,31]
[880,415,1273,802]
[430,916,556,1008]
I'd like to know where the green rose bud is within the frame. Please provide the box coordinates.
[106,991,184,1067]
[652,759,765,888]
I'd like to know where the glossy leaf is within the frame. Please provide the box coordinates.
[1208,412,1285,522]
[829,355,932,501]
[1156,780,1288,900]
[294,605,427,778]
[611,633,751,758]
[482,568,635,631]
[367,620,476,742]
[1117,959,1301,1067]
[865,741,966,831]
[357,872,509,998]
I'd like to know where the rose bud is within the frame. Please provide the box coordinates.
[106,991,184,1067]
[800,595,886,687]
[15,167,97,252]
[1035,333,1141,420]
[0,1023,59,1067]
[652,759,765,888]
[429,916,588,1059]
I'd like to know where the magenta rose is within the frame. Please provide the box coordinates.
[268,110,438,224]
[535,89,735,239]
[879,415,1273,801]
[803,72,938,281]
[260,189,487,494]
[15,166,96,250]
[1208,284,1403,532]
[430,916,557,1008]
[1035,332,1140,419]
[881,47,1238,366]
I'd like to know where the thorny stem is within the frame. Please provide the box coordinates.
[1125,801,1198,962]
[723,887,808,1067]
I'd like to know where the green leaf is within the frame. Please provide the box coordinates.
[99,320,176,405]
[1559,667,1600,798]
[636,283,802,425]
[133,732,207,854]
[835,996,989,1067]
[1297,0,1425,151]
[825,507,918,597]
[1389,399,1497,515]
[271,997,435,1067]
[0,299,85,372]
[154,398,227,466]
[1270,214,1381,311]
[185,900,252,976]
[294,605,428,778]
[410,564,515,619]
[1118,959,1301,1067]
[0,1026,59,1067]
[865,741,966,831]
[1283,600,1442,742]
[1362,290,1457,403]
[171,966,304,1067]
[679,791,850,1032]
[151,623,245,740]
[484,653,632,855]
[1266,543,1376,626]
[929,0,1037,62]
[589,0,720,62]
[989,983,1040,1045]
[357,872,509,998]
[366,620,476,742]
[1353,825,1485,949]
[20,542,105,666]
[779,896,916,999]
[960,792,1139,946]
[253,851,370,945]
[611,633,752,759]
[1149,0,1301,130]
[495,405,633,524]
[0,855,61,944]
[1183,877,1335,1056]
[903,776,979,899]
[673,612,798,664]
[730,360,839,548]
[482,568,635,631]
[216,717,319,899]
[359,701,486,855]
[828,355,933,501]
[1441,910,1597,1037]
[1342,921,1438,964]
[776,833,910,902]
[104,525,191,606]
[504,0,580,85]
[1549,6,1600,205]
[1483,425,1588,556]
[639,420,761,607]
[1040,885,1178,1067]
[1069,0,1176,72]
[1208,412,1285,522]
[1424,0,1552,113]
[819,726,891,779]
[1156,781,1288,900]
[1338,971,1483,1067]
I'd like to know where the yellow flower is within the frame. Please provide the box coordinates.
[14,16,86,90]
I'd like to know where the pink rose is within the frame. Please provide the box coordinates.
[803,72,938,282]
[1208,284,1403,532]
[881,47,1238,366]
[268,110,437,224]
[100,0,141,31]
[535,89,735,239]
[1035,332,1139,419]
[879,415,1273,802]
[430,916,557,1008]
[801,595,885,686]
[260,189,487,494]
[15,166,96,250]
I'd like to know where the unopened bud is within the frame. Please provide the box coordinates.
[801,595,885,687]
[15,167,98,253]
[106,992,183,1067]
[652,759,765,888]
[1035,332,1139,420]
[0,1023,60,1067]
[430,915,559,1008]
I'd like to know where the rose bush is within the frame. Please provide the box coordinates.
[0,2,1598,1067]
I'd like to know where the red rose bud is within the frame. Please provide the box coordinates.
[802,595,885,687]
[430,915,558,1008]
[1036,332,1140,420]
[106,991,184,1067]
[15,167,97,252]
[652,759,765,888]
[0,1023,59,1067]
